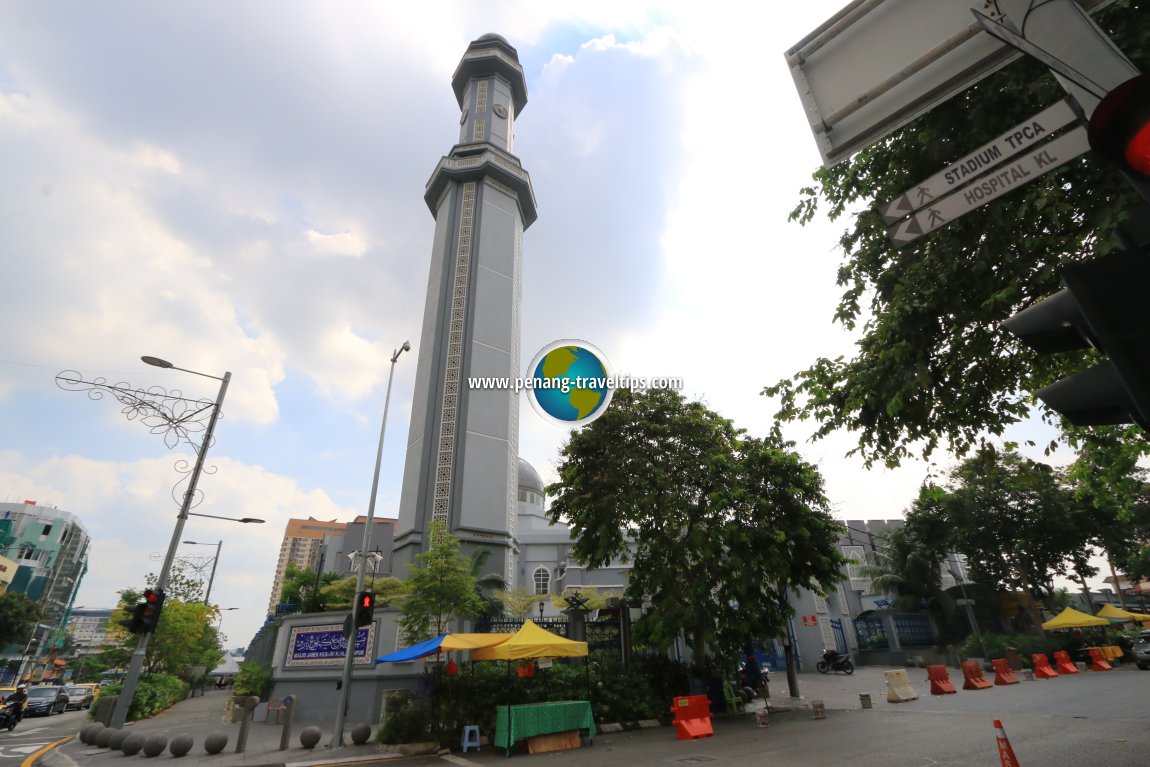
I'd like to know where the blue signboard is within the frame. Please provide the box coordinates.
[285,623,375,668]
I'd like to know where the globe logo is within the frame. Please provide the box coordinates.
[525,340,615,426]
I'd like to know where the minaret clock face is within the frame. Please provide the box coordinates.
[493,103,508,119]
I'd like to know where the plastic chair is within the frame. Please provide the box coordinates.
[722,681,744,714]
[461,725,481,753]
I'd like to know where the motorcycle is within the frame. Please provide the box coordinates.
[815,648,854,675]
[0,701,19,732]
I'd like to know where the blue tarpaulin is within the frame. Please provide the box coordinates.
[375,635,446,663]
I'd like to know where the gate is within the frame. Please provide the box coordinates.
[830,618,847,655]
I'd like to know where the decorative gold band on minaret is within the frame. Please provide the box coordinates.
[431,181,477,538]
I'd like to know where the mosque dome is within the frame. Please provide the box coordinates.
[517,457,545,495]
[477,32,511,46]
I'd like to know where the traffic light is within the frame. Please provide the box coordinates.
[1003,247,1150,429]
[354,591,375,628]
[138,588,166,633]
[119,589,167,634]
[1088,74,1150,177]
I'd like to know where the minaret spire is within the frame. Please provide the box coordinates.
[393,34,537,589]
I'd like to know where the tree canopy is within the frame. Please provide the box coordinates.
[546,387,847,664]
[107,588,223,676]
[767,0,1150,469]
[900,447,1128,627]
[397,521,483,642]
[0,592,40,648]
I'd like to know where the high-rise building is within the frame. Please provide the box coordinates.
[393,33,537,584]
[0,501,90,668]
[266,517,347,616]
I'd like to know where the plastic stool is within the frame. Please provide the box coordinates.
[461,725,481,753]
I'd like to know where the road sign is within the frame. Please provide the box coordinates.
[787,0,1119,167]
[878,101,1079,224]
[886,127,1089,246]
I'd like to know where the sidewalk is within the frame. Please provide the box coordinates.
[38,688,404,767]
[34,668,901,767]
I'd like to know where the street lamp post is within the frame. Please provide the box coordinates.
[539,601,546,622]
[108,356,235,730]
[183,540,224,604]
[331,341,409,747]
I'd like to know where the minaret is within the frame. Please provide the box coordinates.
[393,34,537,585]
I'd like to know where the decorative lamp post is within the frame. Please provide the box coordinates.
[538,600,546,622]
[183,540,223,604]
[57,356,263,729]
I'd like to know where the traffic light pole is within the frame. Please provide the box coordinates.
[108,370,231,730]
[331,342,408,747]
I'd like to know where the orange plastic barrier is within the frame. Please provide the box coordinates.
[961,661,993,690]
[994,719,1022,767]
[1031,653,1058,679]
[671,695,713,740]
[884,669,919,702]
[926,665,957,695]
[992,658,1020,685]
[1052,650,1078,674]
[1088,648,1113,671]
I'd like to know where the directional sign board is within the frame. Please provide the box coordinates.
[878,101,1079,224]
[787,0,1118,167]
[886,127,1089,247]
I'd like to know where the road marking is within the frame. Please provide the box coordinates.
[20,736,72,767]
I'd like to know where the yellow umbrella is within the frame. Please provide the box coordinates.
[1042,607,1109,630]
[1095,603,1150,622]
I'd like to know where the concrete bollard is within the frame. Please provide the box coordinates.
[278,695,297,751]
[299,725,322,749]
[235,695,261,754]
[859,693,872,709]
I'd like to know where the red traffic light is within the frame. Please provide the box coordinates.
[144,588,161,604]
[1088,74,1150,177]
[360,593,374,608]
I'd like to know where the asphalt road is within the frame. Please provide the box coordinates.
[0,707,87,762]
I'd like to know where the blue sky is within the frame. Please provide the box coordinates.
[0,1,1080,647]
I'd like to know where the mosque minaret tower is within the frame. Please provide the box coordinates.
[393,34,537,584]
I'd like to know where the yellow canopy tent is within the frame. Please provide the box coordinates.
[440,633,514,651]
[1042,607,1110,630]
[1095,603,1150,622]
[471,620,588,660]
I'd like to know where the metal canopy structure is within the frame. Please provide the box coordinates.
[786,0,1123,167]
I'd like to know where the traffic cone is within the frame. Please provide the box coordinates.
[994,719,1021,767]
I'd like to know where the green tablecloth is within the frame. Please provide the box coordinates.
[493,700,596,750]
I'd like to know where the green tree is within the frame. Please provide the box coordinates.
[398,522,483,642]
[862,526,954,618]
[0,592,40,647]
[109,589,223,676]
[497,587,541,620]
[278,562,340,612]
[469,548,507,622]
[547,387,847,666]
[144,560,206,603]
[909,448,1102,628]
[320,574,404,611]
[766,1,1150,469]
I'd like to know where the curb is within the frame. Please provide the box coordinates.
[24,736,73,767]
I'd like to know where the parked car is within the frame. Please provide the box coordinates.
[73,683,99,702]
[1133,630,1150,670]
[24,685,69,716]
[63,684,94,710]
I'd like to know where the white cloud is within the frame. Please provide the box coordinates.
[305,229,367,258]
